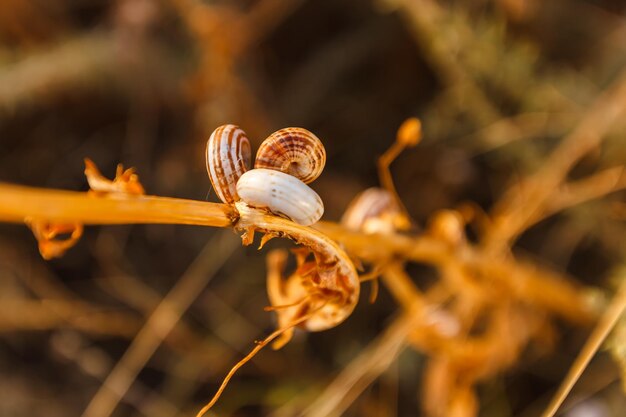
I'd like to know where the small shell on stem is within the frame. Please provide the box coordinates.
[206,124,251,204]
[236,168,324,226]
[255,127,326,184]
[341,187,410,234]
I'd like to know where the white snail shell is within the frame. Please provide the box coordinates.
[341,187,408,234]
[254,127,326,184]
[206,124,251,204]
[236,168,324,226]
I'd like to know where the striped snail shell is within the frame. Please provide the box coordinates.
[206,124,251,204]
[254,127,326,184]
[236,168,324,226]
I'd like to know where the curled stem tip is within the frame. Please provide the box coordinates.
[195,308,322,417]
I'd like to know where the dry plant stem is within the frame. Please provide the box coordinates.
[486,68,626,249]
[51,332,181,417]
[81,231,239,417]
[382,264,458,354]
[0,242,143,337]
[301,306,422,417]
[0,181,358,326]
[0,34,116,112]
[381,262,425,311]
[316,223,594,325]
[0,183,234,227]
[541,277,626,417]
[0,299,141,337]
[461,112,575,155]
[377,139,414,222]
[378,140,406,200]
[195,308,322,417]
[96,271,240,369]
[376,118,421,216]
[236,202,360,331]
[531,165,626,227]
[0,182,590,322]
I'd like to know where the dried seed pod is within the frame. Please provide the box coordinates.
[236,168,324,226]
[265,247,359,349]
[341,187,410,234]
[255,127,326,184]
[206,124,251,204]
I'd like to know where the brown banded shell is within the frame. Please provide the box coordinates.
[254,127,326,184]
[206,124,251,204]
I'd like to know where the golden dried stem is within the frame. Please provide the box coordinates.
[0,299,141,337]
[381,261,426,310]
[316,222,594,325]
[302,306,421,417]
[236,203,358,292]
[196,308,322,417]
[486,68,626,249]
[0,35,117,112]
[81,231,240,417]
[0,183,234,227]
[377,121,420,213]
[541,277,626,417]
[532,165,626,226]
[236,202,360,332]
[0,179,593,327]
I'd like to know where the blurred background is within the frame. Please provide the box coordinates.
[1,0,626,416]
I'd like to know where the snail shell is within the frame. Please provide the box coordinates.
[341,187,409,234]
[254,127,326,184]
[206,124,251,204]
[236,168,324,226]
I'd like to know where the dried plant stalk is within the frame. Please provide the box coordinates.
[316,222,595,325]
[0,183,234,227]
[541,277,626,417]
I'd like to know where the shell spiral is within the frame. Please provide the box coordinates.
[254,127,326,184]
[206,124,251,204]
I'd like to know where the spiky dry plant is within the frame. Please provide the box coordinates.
[0,109,624,416]
[2,1,626,417]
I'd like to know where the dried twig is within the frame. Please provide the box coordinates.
[81,231,239,417]
[541,277,626,417]
[301,306,421,417]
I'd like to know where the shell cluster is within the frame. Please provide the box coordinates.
[206,125,326,226]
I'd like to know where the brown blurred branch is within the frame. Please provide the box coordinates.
[542,277,626,417]
[0,299,141,337]
[81,230,240,417]
[0,179,594,326]
[316,222,595,325]
[486,68,626,249]
[531,165,626,227]
[301,306,420,417]
[0,35,116,113]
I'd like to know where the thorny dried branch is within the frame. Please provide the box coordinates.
[0,107,618,416]
[1,1,626,415]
